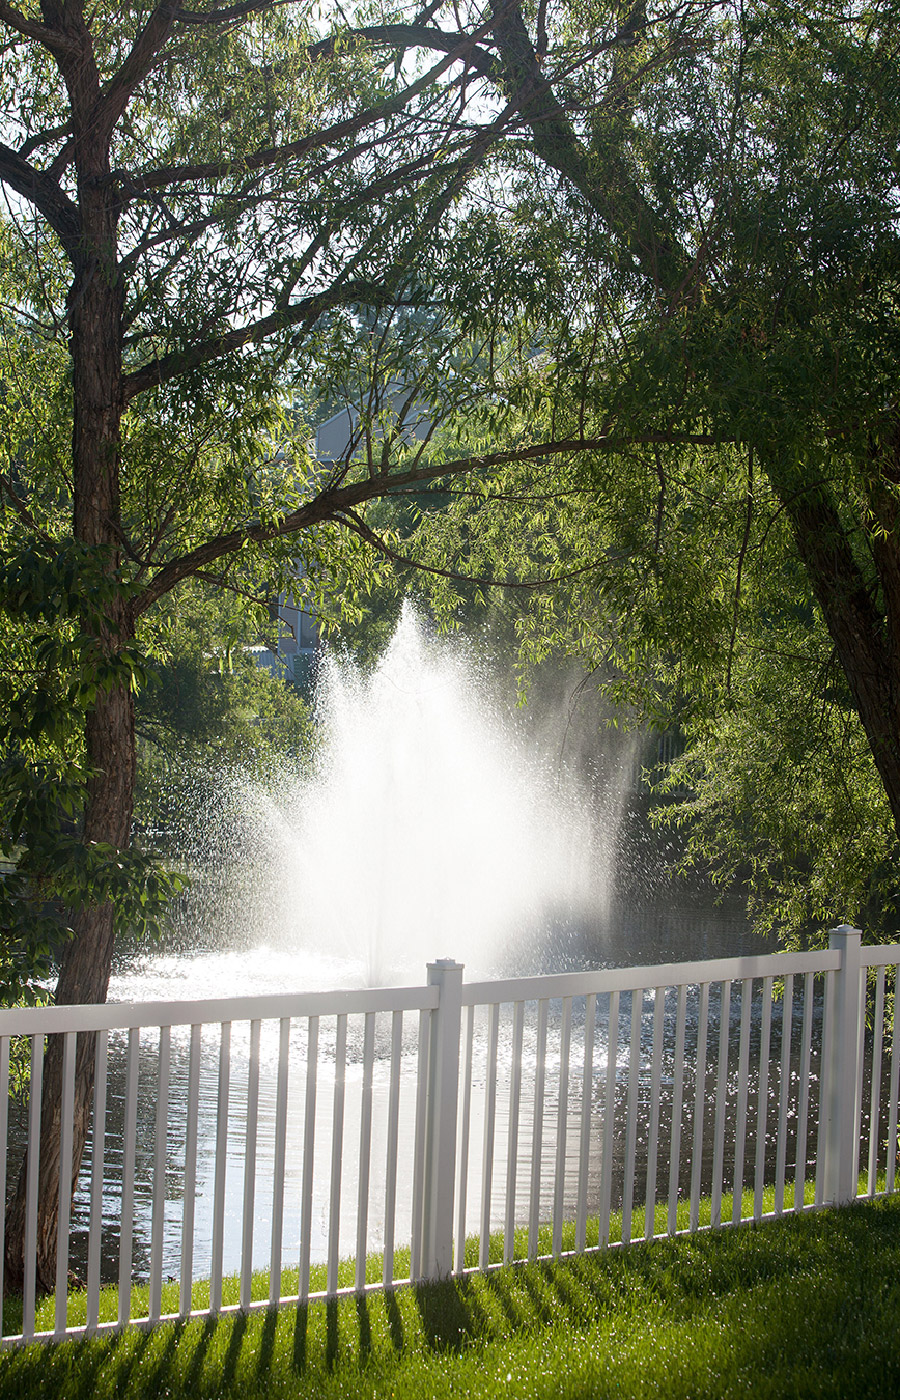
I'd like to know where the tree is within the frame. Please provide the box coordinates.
[1,0,708,1291]
[375,0,900,938]
[0,0,509,1288]
[525,0,900,933]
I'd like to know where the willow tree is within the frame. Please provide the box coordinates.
[376,0,900,936]
[1,0,713,1289]
[515,0,900,930]
[0,0,681,1289]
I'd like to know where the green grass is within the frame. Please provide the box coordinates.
[1,1177,826,1337]
[3,1189,900,1398]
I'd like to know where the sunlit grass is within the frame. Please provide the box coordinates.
[2,1185,900,1398]
[5,1176,835,1338]
[8,1171,888,1337]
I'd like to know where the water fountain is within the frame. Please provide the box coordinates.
[120,604,631,1000]
[286,604,629,983]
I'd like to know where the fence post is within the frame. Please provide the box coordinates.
[822,924,863,1205]
[420,959,464,1281]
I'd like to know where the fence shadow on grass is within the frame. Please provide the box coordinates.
[412,1277,474,1352]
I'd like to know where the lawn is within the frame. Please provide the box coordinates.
[1,1194,899,1399]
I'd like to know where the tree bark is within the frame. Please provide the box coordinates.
[3,643,137,1288]
[4,374,133,1297]
[770,454,900,841]
[4,20,133,1288]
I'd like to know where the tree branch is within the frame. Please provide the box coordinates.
[93,3,181,148]
[133,429,726,613]
[19,119,72,161]
[192,568,268,604]
[122,277,400,401]
[174,0,288,23]
[0,2,78,56]
[0,143,80,256]
[305,22,493,74]
[486,0,689,289]
[0,473,54,543]
[121,56,542,400]
[113,19,495,198]
[335,505,602,590]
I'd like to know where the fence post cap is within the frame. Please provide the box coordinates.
[427,958,464,972]
[828,924,862,941]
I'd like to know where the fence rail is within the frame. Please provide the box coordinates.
[0,925,897,1347]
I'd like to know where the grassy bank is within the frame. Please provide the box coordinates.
[2,1192,900,1399]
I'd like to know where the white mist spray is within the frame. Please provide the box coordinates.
[282,606,623,982]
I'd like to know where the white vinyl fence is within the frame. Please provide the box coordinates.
[0,924,898,1347]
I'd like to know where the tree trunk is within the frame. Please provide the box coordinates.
[3,664,136,1293]
[4,76,131,1289]
[774,456,900,842]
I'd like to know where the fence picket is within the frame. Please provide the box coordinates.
[210,1021,231,1315]
[180,1024,201,1318]
[711,982,731,1229]
[22,1033,43,1340]
[479,1002,500,1269]
[622,989,642,1246]
[868,969,886,1195]
[754,978,773,1221]
[689,983,710,1232]
[53,1030,76,1338]
[356,1012,377,1290]
[298,1015,319,1304]
[454,1004,475,1274]
[796,972,814,1210]
[774,975,793,1216]
[269,1017,291,1307]
[118,1027,140,1328]
[149,1025,171,1324]
[504,1001,525,1264]
[552,997,573,1257]
[645,988,665,1241]
[599,991,619,1249]
[327,1013,348,1297]
[667,984,687,1236]
[384,1009,404,1286]
[888,970,900,1194]
[732,979,753,1225]
[853,970,867,1194]
[527,998,548,1260]
[576,993,597,1251]
[410,1008,430,1282]
[240,1019,262,1311]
